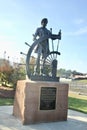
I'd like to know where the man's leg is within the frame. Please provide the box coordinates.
[35,45,42,75]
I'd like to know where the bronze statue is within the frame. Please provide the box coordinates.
[26,18,61,81]
[33,18,61,74]
[33,18,61,58]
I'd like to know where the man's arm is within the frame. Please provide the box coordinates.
[51,30,61,40]
[33,28,39,41]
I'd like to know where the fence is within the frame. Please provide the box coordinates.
[69,81,87,96]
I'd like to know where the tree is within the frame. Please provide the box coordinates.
[65,70,72,78]
[57,68,72,78]
[57,68,66,77]
[10,57,26,89]
[0,57,26,89]
[0,59,13,86]
[0,59,12,72]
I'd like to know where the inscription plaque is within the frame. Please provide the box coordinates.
[40,87,56,110]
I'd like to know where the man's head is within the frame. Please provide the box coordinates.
[41,18,48,27]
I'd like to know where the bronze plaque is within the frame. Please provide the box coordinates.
[40,87,56,110]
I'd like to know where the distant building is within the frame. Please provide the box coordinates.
[72,72,87,80]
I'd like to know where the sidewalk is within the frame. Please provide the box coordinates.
[0,106,87,130]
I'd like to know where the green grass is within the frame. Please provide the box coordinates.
[68,97,87,114]
[76,79,87,83]
[0,98,14,106]
[0,96,87,114]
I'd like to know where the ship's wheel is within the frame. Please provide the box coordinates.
[26,35,61,81]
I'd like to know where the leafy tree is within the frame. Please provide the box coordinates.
[65,70,72,78]
[10,57,26,89]
[57,68,72,78]
[0,59,13,86]
[29,56,36,74]
[57,68,66,77]
[72,70,83,75]
[0,58,26,89]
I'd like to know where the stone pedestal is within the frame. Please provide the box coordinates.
[13,80,69,125]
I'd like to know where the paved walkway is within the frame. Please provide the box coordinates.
[0,106,87,130]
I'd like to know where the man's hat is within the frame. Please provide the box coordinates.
[41,18,48,24]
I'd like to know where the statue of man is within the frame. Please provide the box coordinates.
[33,18,51,58]
[33,18,61,58]
[33,18,61,74]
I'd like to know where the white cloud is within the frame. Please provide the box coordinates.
[74,26,87,35]
[64,26,87,36]
[0,35,15,40]
[74,18,85,25]
[0,20,14,29]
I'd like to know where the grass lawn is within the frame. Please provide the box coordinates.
[0,98,14,106]
[68,92,87,114]
[0,91,87,114]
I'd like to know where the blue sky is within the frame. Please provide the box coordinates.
[0,0,87,73]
